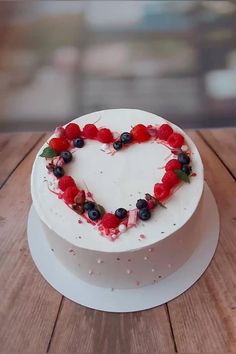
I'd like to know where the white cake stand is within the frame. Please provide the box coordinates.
[27,183,219,312]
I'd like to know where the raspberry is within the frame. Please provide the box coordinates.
[165,159,182,172]
[65,123,81,140]
[58,176,76,192]
[131,124,150,143]
[154,183,170,200]
[102,213,120,229]
[97,128,114,143]
[162,171,180,188]
[49,137,69,154]
[158,124,173,140]
[167,133,184,148]
[63,186,79,204]
[54,126,65,138]
[82,124,98,139]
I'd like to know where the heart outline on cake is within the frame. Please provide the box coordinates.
[40,121,194,240]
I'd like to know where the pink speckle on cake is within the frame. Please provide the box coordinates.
[78,219,82,224]
[140,234,146,239]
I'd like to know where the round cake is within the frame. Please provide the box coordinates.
[31,109,204,289]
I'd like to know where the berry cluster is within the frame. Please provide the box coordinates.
[40,120,193,237]
[154,152,192,201]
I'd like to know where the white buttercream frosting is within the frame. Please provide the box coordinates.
[31,109,203,253]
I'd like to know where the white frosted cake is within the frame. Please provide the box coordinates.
[31,109,204,289]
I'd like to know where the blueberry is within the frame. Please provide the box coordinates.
[60,150,72,163]
[136,199,148,210]
[88,209,101,221]
[182,165,192,176]
[120,132,132,144]
[115,208,128,219]
[138,208,151,221]
[113,140,123,151]
[84,201,95,211]
[73,138,85,148]
[178,153,190,165]
[53,166,64,178]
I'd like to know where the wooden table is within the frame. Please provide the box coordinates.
[0,129,235,353]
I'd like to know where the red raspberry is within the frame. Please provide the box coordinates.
[49,137,69,154]
[131,124,150,143]
[167,133,184,148]
[154,183,170,200]
[162,171,180,188]
[65,123,81,140]
[158,124,173,140]
[58,176,76,192]
[63,186,79,204]
[82,124,98,139]
[97,128,114,143]
[102,213,120,229]
[165,159,181,172]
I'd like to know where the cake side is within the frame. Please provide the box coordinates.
[42,190,205,289]
[31,109,204,253]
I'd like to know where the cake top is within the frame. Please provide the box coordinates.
[31,109,203,252]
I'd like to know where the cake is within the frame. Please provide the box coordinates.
[31,109,204,289]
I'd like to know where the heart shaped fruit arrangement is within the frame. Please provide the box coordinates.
[40,122,194,240]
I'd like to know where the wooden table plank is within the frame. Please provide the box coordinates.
[199,128,236,178]
[1,128,235,353]
[167,131,236,353]
[0,134,62,353]
[0,132,44,188]
[48,301,176,353]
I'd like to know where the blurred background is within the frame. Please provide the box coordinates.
[0,1,235,131]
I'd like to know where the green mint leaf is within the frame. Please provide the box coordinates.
[40,147,57,158]
[174,169,190,183]
[96,204,106,216]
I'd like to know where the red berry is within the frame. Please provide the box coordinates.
[131,124,150,143]
[49,137,69,154]
[97,128,114,143]
[148,200,156,209]
[65,123,81,140]
[154,183,170,200]
[58,176,76,192]
[165,159,182,172]
[158,124,173,140]
[63,186,79,204]
[82,124,98,139]
[162,171,180,188]
[167,133,184,148]
[102,213,120,229]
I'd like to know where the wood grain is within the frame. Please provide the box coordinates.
[48,301,176,353]
[0,134,62,353]
[167,131,236,353]
[199,128,236,178]
[0,132,44,188]
[0,129,236,353]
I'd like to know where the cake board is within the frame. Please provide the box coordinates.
[27,182,219,313]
